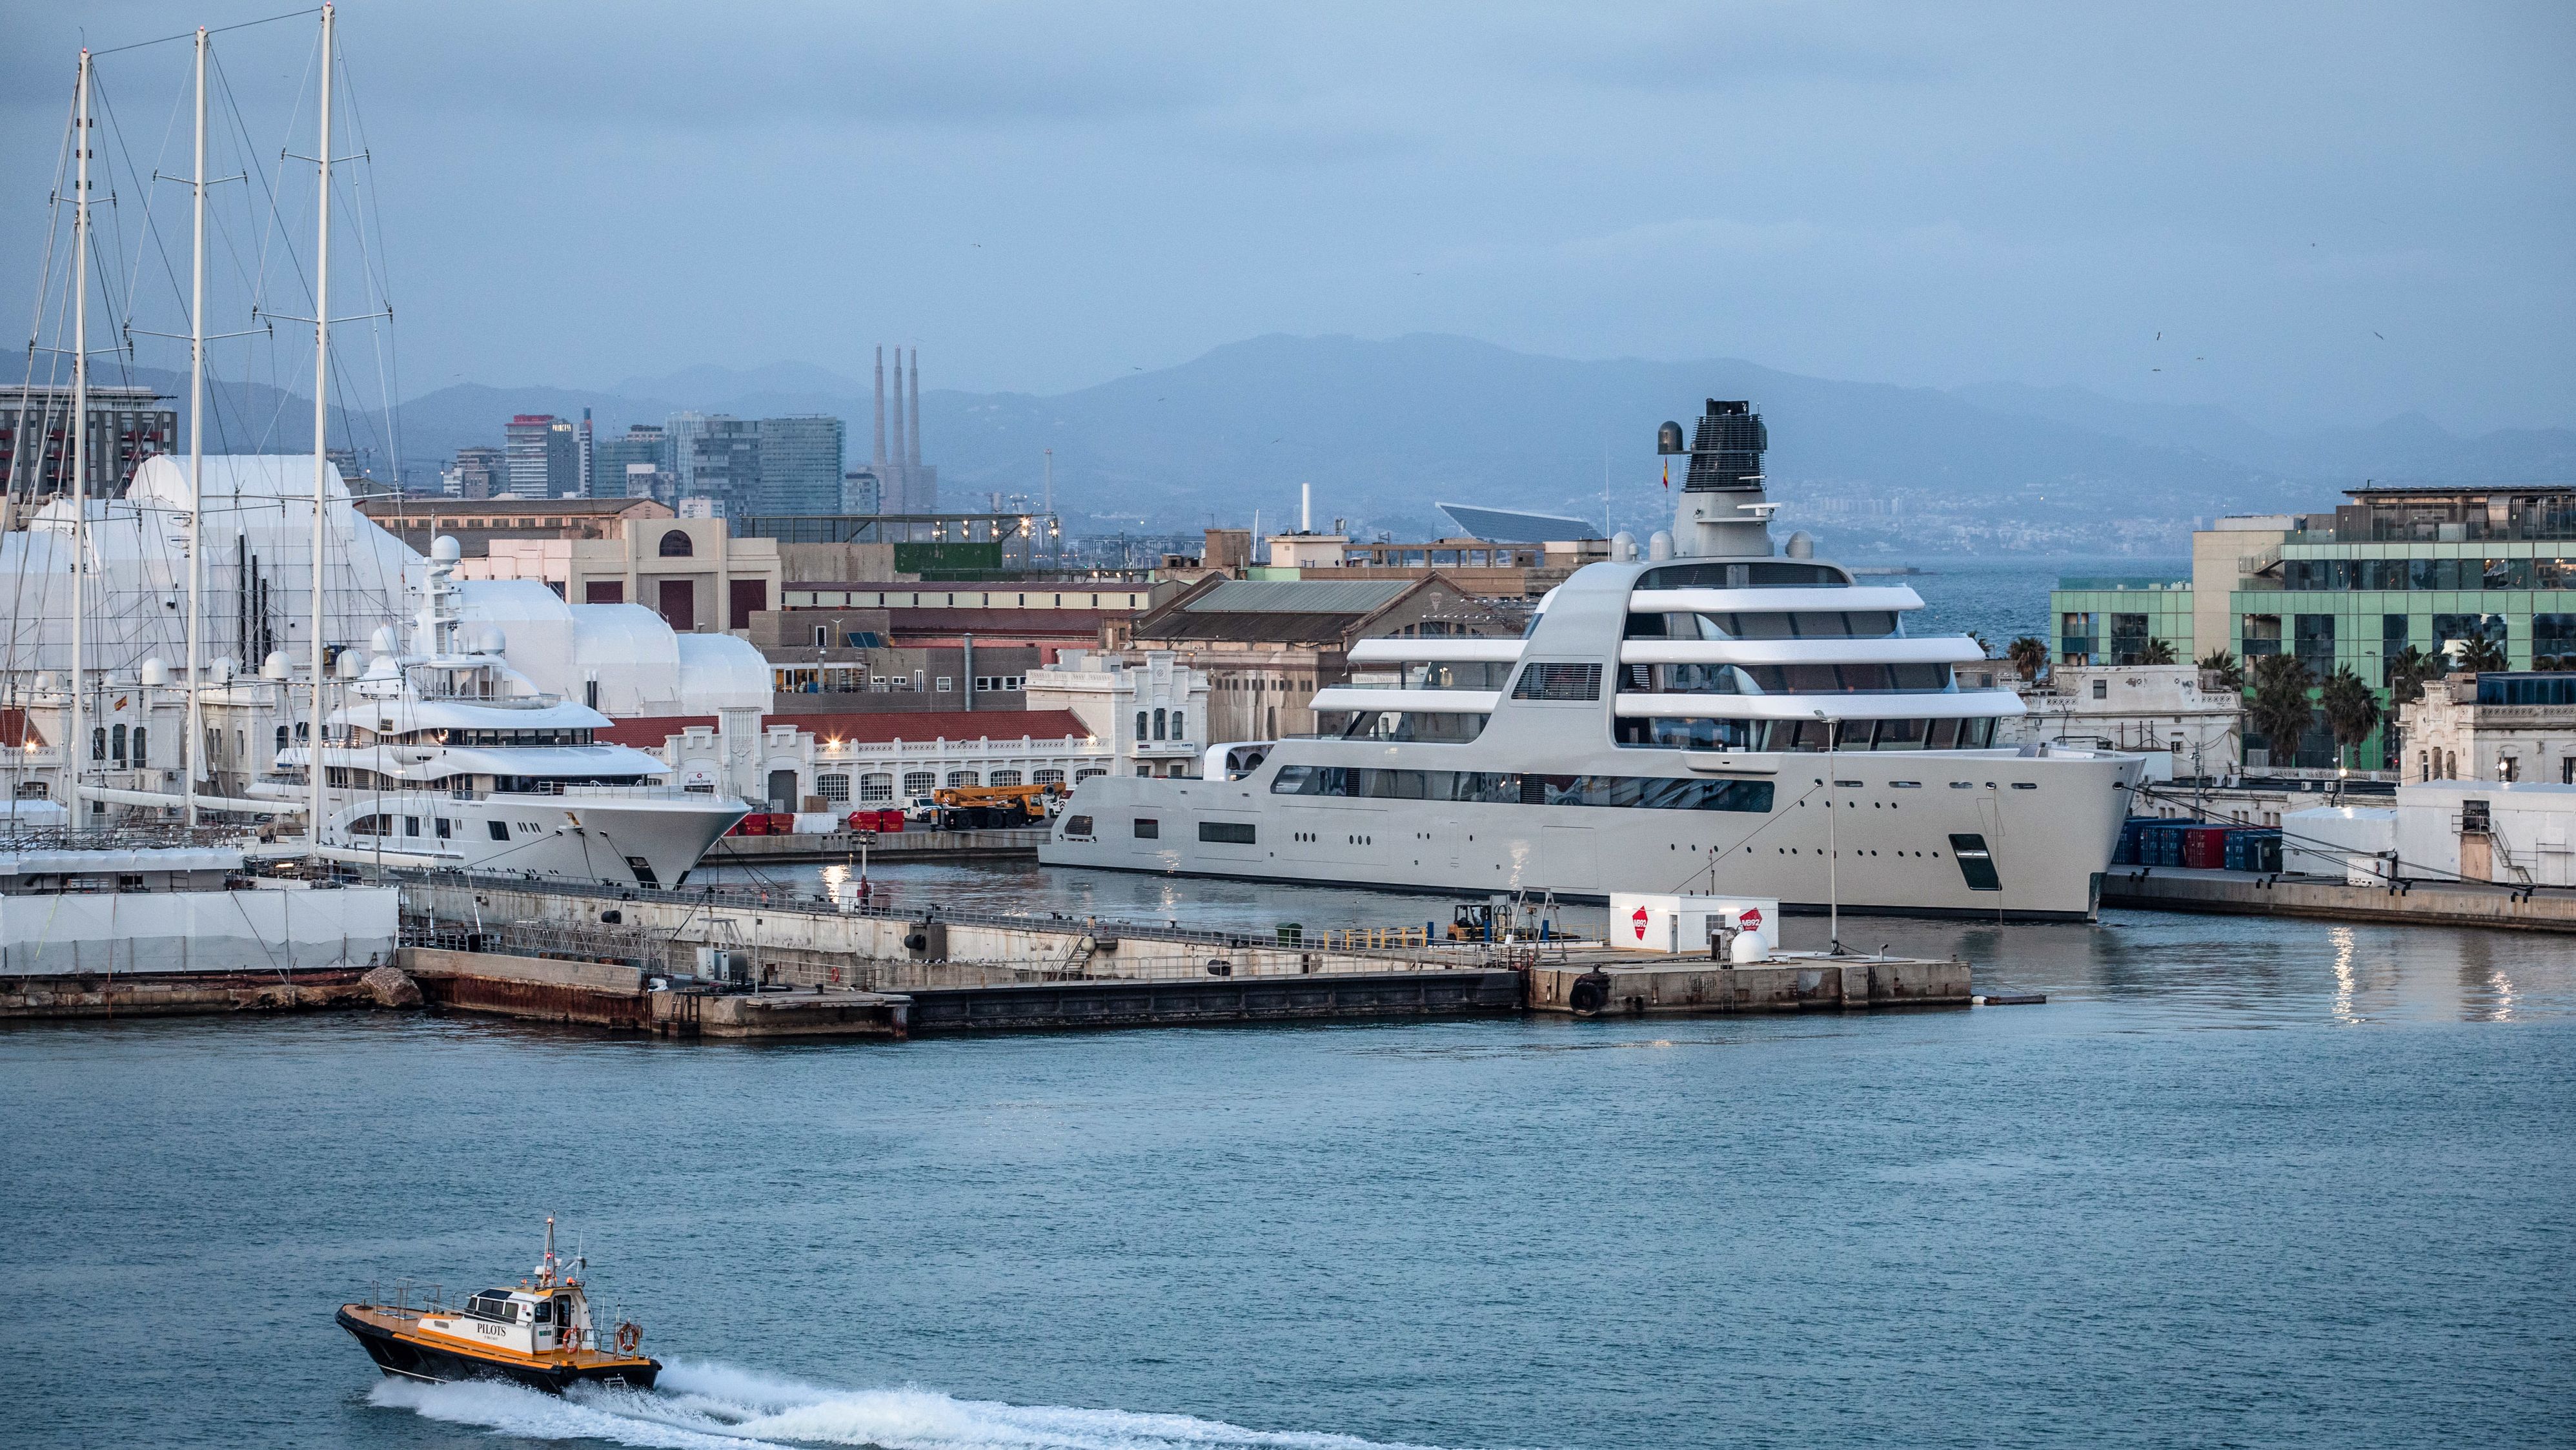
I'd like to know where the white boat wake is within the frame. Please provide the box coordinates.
[368,1360,1448,1450]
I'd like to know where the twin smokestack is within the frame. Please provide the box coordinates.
[871,345,922,471]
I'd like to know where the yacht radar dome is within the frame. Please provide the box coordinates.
[1657,420,1686,454]
[431,534,461,562]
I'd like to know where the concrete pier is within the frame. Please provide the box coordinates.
[700,826,1044,867]
[1528,952,1971,1015]
[0,966,380,1019]
[2103,867,2576,932]
[902,969,1523,1034]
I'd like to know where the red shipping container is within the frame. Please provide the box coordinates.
[2182,826,2229,869]
[877,813,905,834]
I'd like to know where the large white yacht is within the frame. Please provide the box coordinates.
[272,537,746,886]
[1041,400,2146,920]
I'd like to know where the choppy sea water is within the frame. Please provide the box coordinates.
[3,864,2570,1450]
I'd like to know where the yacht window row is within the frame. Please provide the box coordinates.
[1270,763,1776,812]
[1316,711,1489,742]
[1343,660,1515,691]
[1625,610,1900,640]
[346,726,600,747]
[1626,662,1955,695]
[1616,716,2002,751]
[1635,561,1850,589]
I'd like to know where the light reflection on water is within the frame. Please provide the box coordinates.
[4,850,2569,1450]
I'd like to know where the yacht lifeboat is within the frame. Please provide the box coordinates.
[336,1217,658,1392]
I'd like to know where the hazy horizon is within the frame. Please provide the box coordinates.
[4,2,2570,438]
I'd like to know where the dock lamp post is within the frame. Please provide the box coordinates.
[1816,708,1843,957]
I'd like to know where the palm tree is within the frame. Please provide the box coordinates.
[2458,635,2508,673]
[2246,653,2315,768]
[2385,644,2435,704]
[1969,631,1994,659]
[2140,638,2178,665]
[2318,666,2384,769]
[2198,648,2243,691]
[2007,635,2049,680]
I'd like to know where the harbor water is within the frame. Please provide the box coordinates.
[4,875,2571,1450]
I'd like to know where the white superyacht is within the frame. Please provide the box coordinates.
[271,536,745,886]
[1041,400,2145,920]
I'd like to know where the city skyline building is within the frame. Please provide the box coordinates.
[505,413,580,497]
[754,414,846,515]
[594,423,669,498]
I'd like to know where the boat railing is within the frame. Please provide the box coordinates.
[382,866,1505,972]
[0,821,252,852]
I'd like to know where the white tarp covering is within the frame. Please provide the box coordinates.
[0,884,398,975]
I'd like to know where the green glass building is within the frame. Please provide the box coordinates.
[2053,577,2195,666]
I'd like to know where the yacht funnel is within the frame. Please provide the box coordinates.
[1664,398,1776,559]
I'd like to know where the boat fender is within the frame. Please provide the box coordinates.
[1568,970,1611,1015]
[615,1322,642,1354]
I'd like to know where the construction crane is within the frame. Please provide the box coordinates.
[929,781,1068,830]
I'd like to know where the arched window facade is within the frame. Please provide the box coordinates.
[658,529,694,558]
[1152,708,1166,740]
[1169,711,1184,741]
[91,727,106,762]
[276,725,290,753]
[130,727,146,768]
[1135,710,1148,740]
[111,725,127,764]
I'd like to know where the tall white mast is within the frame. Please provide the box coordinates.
[306,3,334,855]
[183,27,207,828]
[69,50,90,829]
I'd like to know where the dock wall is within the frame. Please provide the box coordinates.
[2103,868,2576,932]
[0,966,377,1018]
[1529,956,1972,1014]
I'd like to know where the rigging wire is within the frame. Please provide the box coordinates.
[88,6,323,57]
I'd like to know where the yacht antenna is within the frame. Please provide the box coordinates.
[306,3,334,861]
[1817,708,1843,955]
[69,49,90,832]
[183,26,207,828]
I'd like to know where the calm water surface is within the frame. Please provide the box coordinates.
[4,874,2570,1450]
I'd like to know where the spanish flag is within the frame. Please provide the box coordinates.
[1661,458,1669,490]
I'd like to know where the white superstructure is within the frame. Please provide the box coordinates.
[1041,400,2147,919]
[274,537,745,886]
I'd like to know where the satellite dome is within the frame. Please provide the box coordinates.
[1656,420,1685,455]
[369,624,400,656]
[431,535,461,562]
[261,651,292,680]
[1785,530,1815,559]
[139,657,171,686]
[1648,530,1674,562]
[1610,530,1636,562]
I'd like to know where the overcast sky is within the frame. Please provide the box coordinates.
[4,0,2569,433]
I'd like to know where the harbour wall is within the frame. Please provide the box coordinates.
[2102,868,2576,932]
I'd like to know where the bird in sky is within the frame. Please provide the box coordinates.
[2373,331,2386,340]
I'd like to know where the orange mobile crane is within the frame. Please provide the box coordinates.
[929,781,1068,831]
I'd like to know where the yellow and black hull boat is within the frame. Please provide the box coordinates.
[337,1303,660,1393]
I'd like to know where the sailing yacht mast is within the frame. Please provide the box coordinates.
[306,3,334,855]
[69,49,90,831]
[184,27,207,828]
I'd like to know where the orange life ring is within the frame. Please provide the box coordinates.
[560,1327,580,1354]
[614,1322,641,1354]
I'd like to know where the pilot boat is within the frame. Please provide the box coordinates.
[336,1218,658,1392]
